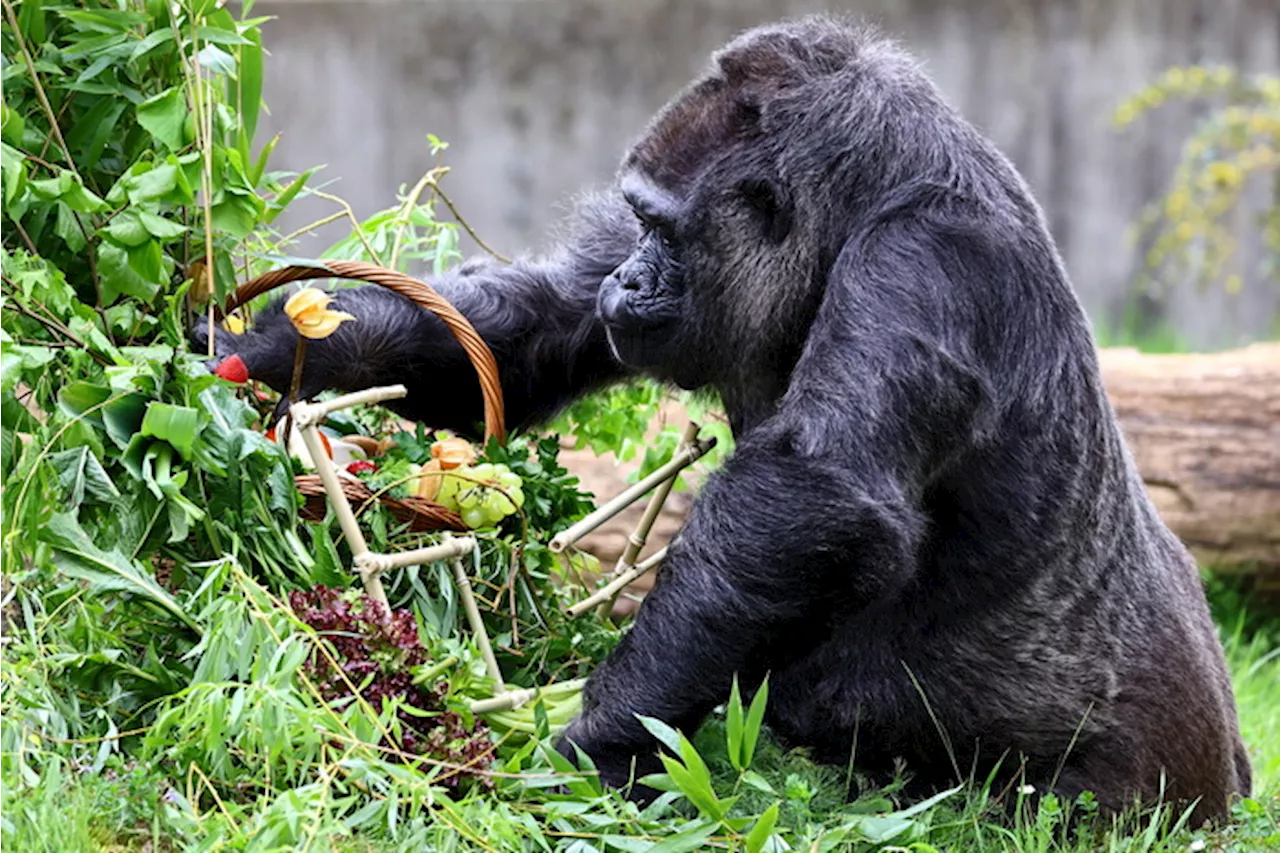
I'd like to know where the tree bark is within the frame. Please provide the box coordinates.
[1098,343,1280,588]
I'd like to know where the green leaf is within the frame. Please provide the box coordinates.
[140,402,199,458]
[641,819,718,853]
[0,353,21,395]
[129,28,174,62]
[210,194,259,238]
[18,0,45,44]
[727,676,746,771]
[741,770,777,795]
[636,714,683,754]
[54,203,87,251]
[103,210,151,247]
[196,44,236,77]
[126,239,165,284]
[64,98,126,171]
[128,163,182,204]
[745,802,781,853]
[41,511,197,630]
[1,143,27,206]
[657,753,722,820]
[236,28,264,145]
[1,103,25,148]
[264,168,314,224]
[136,209,187,239]
[136,87,188,150]
[57,382,146,448]
[98,242,160,303]
[742,675,769,769]
[60,177,108,214]
[49,446,120,507]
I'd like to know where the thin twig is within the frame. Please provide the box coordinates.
[280,210,348,244]
[433,183,511,263]
[0,281,91,352]
[310,189,383,264]
[6,216,39,256]
[388,167,449,271]
[2,0,78,175]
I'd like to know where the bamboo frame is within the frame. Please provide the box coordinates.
[567,547,668,617]
[548,429,716,554]
[288,386,564,717]
[289,385,712,719]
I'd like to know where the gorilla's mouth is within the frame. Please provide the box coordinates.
[604,323,674,371]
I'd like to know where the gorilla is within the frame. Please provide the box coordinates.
[196,17,1250,823]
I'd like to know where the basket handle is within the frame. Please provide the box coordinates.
[217,260,506,444]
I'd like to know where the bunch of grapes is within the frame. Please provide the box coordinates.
[435,462,524,529]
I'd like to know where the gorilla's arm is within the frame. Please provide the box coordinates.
[191,193,640,434]
[558,215,995,790]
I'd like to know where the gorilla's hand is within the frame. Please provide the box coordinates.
[554,716,664,803]
[187,302,309,400]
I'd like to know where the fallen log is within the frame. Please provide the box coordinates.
[1098,342,1280,591]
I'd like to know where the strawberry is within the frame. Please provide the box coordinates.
[213,354,249,384]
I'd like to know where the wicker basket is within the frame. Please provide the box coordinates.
[221,260,507,532]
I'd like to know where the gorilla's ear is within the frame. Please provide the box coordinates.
[737,177,793,243]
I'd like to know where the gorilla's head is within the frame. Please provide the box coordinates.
[596,18,951,409]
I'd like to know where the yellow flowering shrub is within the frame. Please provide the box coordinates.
[1115,66,1279,295]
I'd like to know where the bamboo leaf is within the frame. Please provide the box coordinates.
[742,675,769,769]
[745,802,781,853]
[726,675,746,771]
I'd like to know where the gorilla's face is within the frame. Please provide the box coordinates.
[598,164,799,392]
[596,172,692,381]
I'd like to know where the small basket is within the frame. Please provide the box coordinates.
[220,260,507,532]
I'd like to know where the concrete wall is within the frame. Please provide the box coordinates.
[255,0,1280,348]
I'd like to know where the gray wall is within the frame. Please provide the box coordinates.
[255,0,1280,348]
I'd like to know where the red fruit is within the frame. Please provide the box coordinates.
[346,460,377,475]
[213,354,249,384]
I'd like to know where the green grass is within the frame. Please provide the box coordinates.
[4,584,1278,852]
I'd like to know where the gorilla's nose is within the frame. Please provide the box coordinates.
[597,280,630,326]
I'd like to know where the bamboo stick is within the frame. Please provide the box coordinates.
[567,546,668,617]
[548,430,716,554]
[291,384,408,424]
[470,688,537,714]
[449,537,504,689]
[354,536,476,575]
[296,420,386,604]
[594,422,700,618]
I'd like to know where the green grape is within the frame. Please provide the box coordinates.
[461,507,488,529]
[456,487,483,512]
[436,473,462,511]
[508,485,524,509]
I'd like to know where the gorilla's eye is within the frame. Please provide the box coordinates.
[738,178,778,216]
[737,177,793,243]
[641,219,676,253]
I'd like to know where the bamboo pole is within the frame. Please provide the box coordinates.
[450,537,505,689]
[594,421,701,617]
[292,384,408,420]
[548,429,716,553]
[567,546,668,617]
[354,536,476,575]
[469,679,589,715]
[296,419,387,605]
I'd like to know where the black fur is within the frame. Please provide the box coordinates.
[194,16,1250,823]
